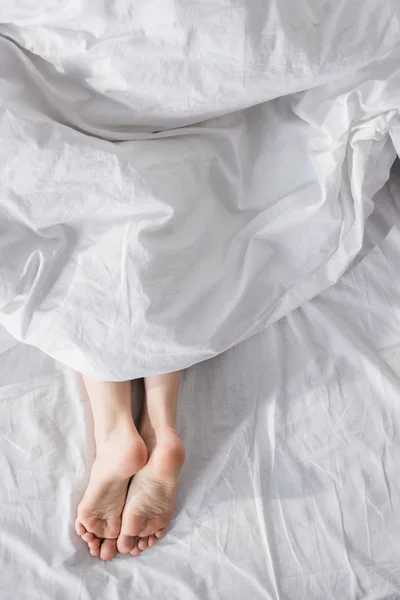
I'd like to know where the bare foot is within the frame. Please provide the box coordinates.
[75,421,147,560]
[117,415,185,555]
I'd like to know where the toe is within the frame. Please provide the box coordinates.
[100,539,118,561]
[89,538,100,551]
[82,532,95,544]
[147,535,157,547]
[137,537,149,551]
[155,529,166,540]
[90,547,101,558]
[117,534,136,554]
[130,540,141,557]
[75,520,86,536]
[90,539,101,558]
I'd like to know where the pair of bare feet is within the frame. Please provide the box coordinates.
[75,373,185,561]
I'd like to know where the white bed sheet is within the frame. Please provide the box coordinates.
[1,164,400,600]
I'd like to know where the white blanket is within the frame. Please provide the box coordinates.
[0,0,400,380]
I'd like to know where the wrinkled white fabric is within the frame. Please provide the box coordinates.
[0,0,399,134]
[0,1,399,380]
[1,167,400,600]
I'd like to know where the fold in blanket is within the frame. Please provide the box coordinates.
[0,1,399,379]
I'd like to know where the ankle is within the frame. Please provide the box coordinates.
[149,422,179,447]
[94,416,137,447]
[155,425,185,457]
[140,420,184,456]
[94,425,148,471]
[154,430,186,477]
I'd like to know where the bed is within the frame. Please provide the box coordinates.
[1,163,400,599]
[1,1,400,598]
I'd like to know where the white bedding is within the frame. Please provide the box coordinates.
[2,2,400,598]
[0,0,400,379]
[1,165,400,600]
